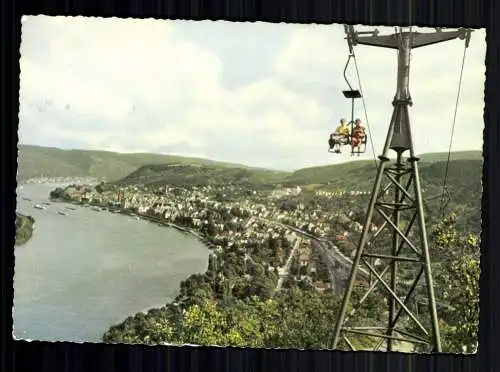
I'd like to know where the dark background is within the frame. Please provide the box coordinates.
[1,0,496,371]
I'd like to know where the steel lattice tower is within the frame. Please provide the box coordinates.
[331,26,472,353]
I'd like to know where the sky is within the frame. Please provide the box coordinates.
[18,16,486,171]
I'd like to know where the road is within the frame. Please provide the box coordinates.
[275,237,301,292]
[318,240,370,279]
[267,220,369,276]
[258,217,456,353]
[261,218,454,310]
[260,218,369,288]
[142,214,453,311]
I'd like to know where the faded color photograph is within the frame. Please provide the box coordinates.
[15,16,483,354]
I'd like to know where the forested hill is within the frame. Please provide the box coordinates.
[115,151,482,191]
[285,156,482,190]
[16,144,270,182]
[17,144,481,198]
[285,155,481,232]
[113,163,286,188]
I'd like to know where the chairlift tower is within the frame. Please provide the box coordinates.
[331,26,472,353]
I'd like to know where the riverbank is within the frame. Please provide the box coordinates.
[138,214,215,249]
[49,188,293,345]
[15,213,35,246]
[15,183,211,343]
[51,196,216,251]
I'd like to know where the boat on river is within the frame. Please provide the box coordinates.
[34,204,45,210]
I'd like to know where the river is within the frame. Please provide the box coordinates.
[13,183,209,342]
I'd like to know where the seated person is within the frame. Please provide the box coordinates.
[336,118,350,138]
[329,118,350,152]
[351,118,366,151]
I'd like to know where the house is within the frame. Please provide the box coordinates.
[313,281,331,292]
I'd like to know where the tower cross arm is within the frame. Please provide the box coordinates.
[354,34,400,49]
[352,28,472,50]
[409,29,471,48]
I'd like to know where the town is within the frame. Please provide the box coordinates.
[49,181,376,297]
[42,171,478,353]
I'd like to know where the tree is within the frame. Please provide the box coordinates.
[177,299,228,346]
[177,274,213,305]
[298,265,308,276]
[315,260,330,282]
[206,254,218,281]
[95,184,104,193]
[50,187,65,199]
[429,213,479,353]
[103,290,342,349]
[270,287,341,349]
[280,199,298,212]
[251,275,275,300]
[439,254,479,353]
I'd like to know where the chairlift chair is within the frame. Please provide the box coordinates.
[328,54,368,156]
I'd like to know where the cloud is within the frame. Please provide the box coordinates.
[19,17,485,170]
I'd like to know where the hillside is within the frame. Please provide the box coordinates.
[285,151,481,187]
[16,144,271,182]
[418,150,483,163]
[17,145,481,204]
[114,163,287,188]
[115,151,482,191]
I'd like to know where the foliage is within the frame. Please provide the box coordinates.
[115,164,286,188]
[430,213,480,353]
[103,287,342,349]
[15,213,35,246]
[49,187,72,201]
[100,200,480,352]
[284,152,481,189]
[439,255,479,353]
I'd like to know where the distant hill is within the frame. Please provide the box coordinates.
[17,145,482,198]
[418,151,483,163]
[115,150,482,192]
[282,153,482,233]
[16,144,274,182]
[280,151,482,189]
[115,163,287,188]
